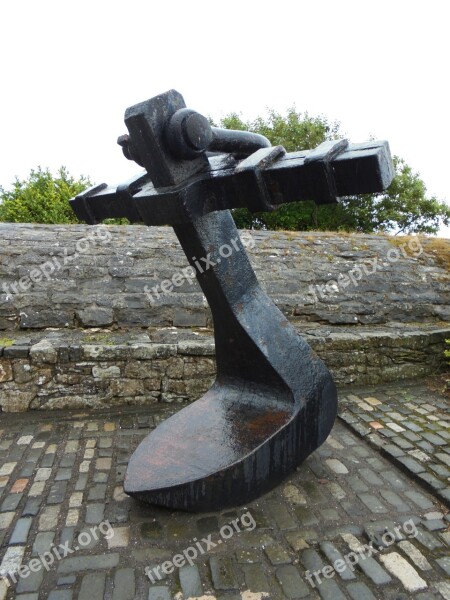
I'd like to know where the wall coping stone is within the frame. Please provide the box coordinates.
[0,322,448,360]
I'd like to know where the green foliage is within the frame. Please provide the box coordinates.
[0,167,91,224]
[216,110,450,234]
[102,218,131,225]
[367,158,449,235]
[445,339,450,365]
[322,158,450,235]
[217,108,341,152]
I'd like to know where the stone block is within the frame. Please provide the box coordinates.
[0,389,37,412]
[20,309,73,328]
[92,366,121,379]
[30,341,57,364]
[0,360,13,382]
[110,379,145,397]
[76,308,114,327]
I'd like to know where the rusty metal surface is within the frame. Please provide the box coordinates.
[69,89,394,511]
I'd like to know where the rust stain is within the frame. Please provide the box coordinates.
[245,410,290,436]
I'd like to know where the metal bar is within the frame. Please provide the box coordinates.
[70,141,393,226]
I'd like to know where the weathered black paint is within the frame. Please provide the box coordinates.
[70,89,394,511]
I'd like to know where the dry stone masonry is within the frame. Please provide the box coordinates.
[0,224,449,411]
[1,224,449,329]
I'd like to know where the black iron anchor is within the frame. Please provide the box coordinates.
[70,89,394,511]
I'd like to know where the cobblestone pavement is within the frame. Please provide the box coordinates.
[340,379,450,508]
[0,379,448,599]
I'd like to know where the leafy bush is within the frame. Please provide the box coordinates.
[0,167,90,224]
[217,110,450,234]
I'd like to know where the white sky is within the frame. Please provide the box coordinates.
[1,0,449,236]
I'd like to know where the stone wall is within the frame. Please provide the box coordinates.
[1,224,449,329]
[0,224,449,411]
[0,325,448,412]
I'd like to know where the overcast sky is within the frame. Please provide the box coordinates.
[1,0,449,236]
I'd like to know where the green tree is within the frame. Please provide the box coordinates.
[0,167,91,224]
[216,110,450,234]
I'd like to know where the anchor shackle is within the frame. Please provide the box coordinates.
[118,106,271,166]
[165,108,271,159]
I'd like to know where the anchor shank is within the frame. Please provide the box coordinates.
[173,210,288,389]
[172,209,329,400]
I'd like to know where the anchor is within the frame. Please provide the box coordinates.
[70,89,394,511]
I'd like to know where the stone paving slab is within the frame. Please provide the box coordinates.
[339,378,450,508]
[0,379,448,599]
